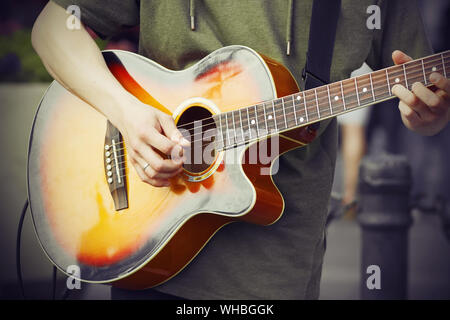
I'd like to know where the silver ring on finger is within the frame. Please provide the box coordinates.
[143,163,150,172]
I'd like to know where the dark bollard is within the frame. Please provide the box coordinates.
[357,154,413,300]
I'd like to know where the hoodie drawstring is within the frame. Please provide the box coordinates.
[286,0,294,56]
[190,0,196,30]
[189,0,294,56]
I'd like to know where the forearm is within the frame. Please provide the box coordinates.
[31,1,135,128]
[31,2,190,188]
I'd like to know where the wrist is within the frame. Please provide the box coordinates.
[101,89,139,129]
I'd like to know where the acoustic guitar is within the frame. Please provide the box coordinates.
[27,45,449,289]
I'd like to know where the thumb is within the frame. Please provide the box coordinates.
[158,113,190,147]
[392,50,413,65]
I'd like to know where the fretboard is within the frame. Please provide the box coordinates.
[212,50,449,150]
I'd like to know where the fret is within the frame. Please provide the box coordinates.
[302,92,309,122]
[404,59,426,89]
[222,113,230,147]
[340,78,357,110]
[254,105,260,135]
[315,85,332,117]
[281,98,288,128]
[247,105,258,139]
[385,69,391,95]
[271,100,278,132]
[214,115,220,149]
[216,114,225,149]
[231,110,237,143]
[291,95,298,125]
[314,89,321,119]
[340,81,346,110]
[371,70,390,100]
[239,109,245,141]
[326,85,333,114]
[231,111,239,144]
[403,64,408,89]
[290,94,305,124]
[224,113,231,146]
[369,73,375,101]
[355,75,373,106]
[226,111,236,145]
[234,110,245,144]
[422,56,445,84]
[295,93,308,122]
[263,102,275,132]
[272,98,284,131]
[328,82,345,113]
[354,78,361,106]
[387,65,406,93]
[261,102,270,133]
[246,107,253,139]
[441,53,447,78]
[225,112,231,145]
[421,59,427,85]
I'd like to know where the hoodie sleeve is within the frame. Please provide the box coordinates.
[51,0,139,39]
[366,0,433,70]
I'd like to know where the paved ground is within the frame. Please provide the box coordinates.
[1,83,449,300]
[320,214,450,300]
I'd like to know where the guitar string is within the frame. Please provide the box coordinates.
[108,63,444,169]
[164,53,450,132]
[184,57,450,145]
[196,55,450,133]
[109,64,449,157]
[108,60,445,170]
[111,54,450,149]
[107,57,449,154]
[103,53,450,156]
[103,55,450,175]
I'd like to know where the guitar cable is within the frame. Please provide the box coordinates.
[16,198,71,300]
[16,199,28,299]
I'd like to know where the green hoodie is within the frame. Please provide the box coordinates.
[52,0,430,299]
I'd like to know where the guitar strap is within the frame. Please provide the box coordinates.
[301,0,342,90]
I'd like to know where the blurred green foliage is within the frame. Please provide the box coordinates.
[0,29,107,82]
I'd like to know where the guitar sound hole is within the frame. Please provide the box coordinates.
[176,106,217,175]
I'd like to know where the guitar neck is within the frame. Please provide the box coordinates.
[214,50,450,150]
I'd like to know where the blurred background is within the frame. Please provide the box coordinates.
[0,0,449,300]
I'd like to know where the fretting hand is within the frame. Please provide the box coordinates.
[392,50,450,136]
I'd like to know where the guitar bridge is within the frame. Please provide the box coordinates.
[104,121,128,211]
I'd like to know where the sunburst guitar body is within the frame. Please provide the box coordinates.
[28,45,315,289]
[28,45,449,289]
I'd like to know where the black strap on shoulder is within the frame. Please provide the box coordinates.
[302,0,341,90]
